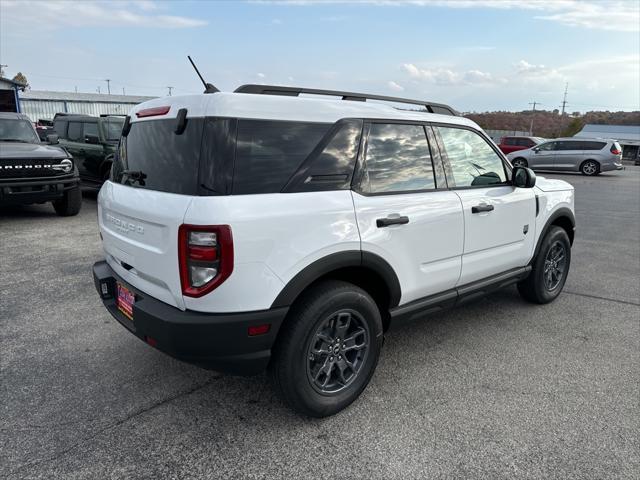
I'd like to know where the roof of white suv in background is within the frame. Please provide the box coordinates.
[129,91,480,129]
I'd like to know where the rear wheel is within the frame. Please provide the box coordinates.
[518,226,571,304]
[511,158,528,168]
[52,185,82,216]
[269,280,383,417]
[580,159,599,176]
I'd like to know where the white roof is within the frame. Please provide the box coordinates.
[20,90,155,104]
[129,92,478,129]
[575,124,640,143]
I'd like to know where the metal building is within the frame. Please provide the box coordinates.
[575,124,640,162]
[18,90,156,121]
[0,76,26,112]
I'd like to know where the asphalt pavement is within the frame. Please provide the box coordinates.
[1,169,638,479]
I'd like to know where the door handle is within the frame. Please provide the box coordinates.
[376,216,409,228]
[471,203,494,214]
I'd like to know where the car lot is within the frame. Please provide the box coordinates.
[1,169,638,479]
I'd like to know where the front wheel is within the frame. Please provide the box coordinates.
[518,226,571,304]
[511,158,528,168]
[269,280,383,417]
[580,160,599,176]
[52,185,82,216]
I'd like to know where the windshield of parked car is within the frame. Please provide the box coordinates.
[0,118,40,143]
[103,118,125,141]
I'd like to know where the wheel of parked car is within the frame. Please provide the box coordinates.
[511,158,528,168]
[517,226,571,304]
[52,185,82,216]
[580,160,599,176]
[269,280,383,417]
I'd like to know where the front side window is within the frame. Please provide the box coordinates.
[436,126,507,187]
[537,141,557,151]
[361,123,436,194]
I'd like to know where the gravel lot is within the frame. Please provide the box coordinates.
[1,168,639,479]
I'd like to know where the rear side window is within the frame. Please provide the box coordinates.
[503,137,516,146]
[53,120,67,137]
[67,122,83,141]
[112,118,204,195]
[361,123,436,194]
[436,126,507,187]
[582,141,606,150]
[516,138,533,147]
[84,122,99,139]
[557,141,581,151]
[233,120,331,194]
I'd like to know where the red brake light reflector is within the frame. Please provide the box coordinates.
[136,106,170,118]
[248,324,271,336]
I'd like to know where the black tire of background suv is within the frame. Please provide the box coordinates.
[269,280,383,417]
[517,226,571,304]
[52,185,82,216]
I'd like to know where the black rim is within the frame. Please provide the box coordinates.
[544,240,567,291]
[306,310,370,394]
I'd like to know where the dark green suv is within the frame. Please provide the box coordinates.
[53,114,124,187]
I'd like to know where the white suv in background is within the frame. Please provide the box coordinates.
[93,85,575,417]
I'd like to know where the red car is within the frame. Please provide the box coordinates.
[498,136,545,154]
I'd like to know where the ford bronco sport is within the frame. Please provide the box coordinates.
[93,85,575,417]
[0,112,81,215]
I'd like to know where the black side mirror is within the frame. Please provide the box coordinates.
[85,134,99,144]
[46,134,59,145]
[533,147,540,153]
[513,166,536,188]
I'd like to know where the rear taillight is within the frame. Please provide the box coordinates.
[178,225,233,297]
[610,146,622,155]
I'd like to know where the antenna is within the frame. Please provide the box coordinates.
[187,56,219,94]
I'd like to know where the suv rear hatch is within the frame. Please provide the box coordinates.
[99,111,206,310]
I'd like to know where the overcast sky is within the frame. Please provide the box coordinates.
[1,0,639,112]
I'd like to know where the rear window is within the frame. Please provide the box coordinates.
[233,120,331,194]
[112,118,204,195]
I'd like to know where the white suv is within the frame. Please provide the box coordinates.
[93,85,575,417]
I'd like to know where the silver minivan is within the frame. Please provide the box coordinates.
[507,138,623,175]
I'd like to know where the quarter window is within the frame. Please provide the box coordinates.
[436,127,507,187]
[362,123,436,193]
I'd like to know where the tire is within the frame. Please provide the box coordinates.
[269,280,383,417]
[511,158,528,168]
[580,159,599,176]
[518,226,571,304]
[52,185,82,216]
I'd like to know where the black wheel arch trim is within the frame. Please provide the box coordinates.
[532,207,575,261]
[270,250,402,309]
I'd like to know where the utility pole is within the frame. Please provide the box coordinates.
[97,86,101,94]
[74,86,78,93]
[0,64,7,77]
[105,79,111,95]
[122,87,126,95]
[561,82,569,115]
[167,86,173,96]
[528,100,538,135]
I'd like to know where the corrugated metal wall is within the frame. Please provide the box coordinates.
[20,100,137,121]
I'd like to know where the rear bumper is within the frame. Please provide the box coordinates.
[92,261,288,375]
[601,162,624,172]
[0,173,80,205]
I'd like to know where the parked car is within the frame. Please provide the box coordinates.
[507,138,623,175]
[53,114,125,188]
[0,112,81,215]
[498,135,545,154]
[92,85,575,417]
[34,119,54,141]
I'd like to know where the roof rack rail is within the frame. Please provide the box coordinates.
[234,84,459,116]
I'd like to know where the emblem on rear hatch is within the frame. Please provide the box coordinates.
[106,213,144,235]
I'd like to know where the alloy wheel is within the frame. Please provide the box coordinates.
[582,161,597,175]
[543,240,567,291]
[306,310,370,394]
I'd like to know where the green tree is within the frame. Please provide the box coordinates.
[12,72,29,90]
[561,117,584,137]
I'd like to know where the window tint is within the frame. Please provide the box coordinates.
[83,122,99,139]
[557,141,581,151]
[67,122,83,141]
[233,120,331,194]
[284,119,363,192]
[516,138,533,147]
[582,141,606,151]
[503,137,516,146]
[436,126,507,187]
[53,120,67,137]
[112,118,205,195]
[537,141,557,151]
[362,123,435,193]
